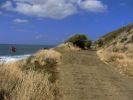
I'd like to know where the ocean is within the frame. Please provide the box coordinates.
[0,44,54,63]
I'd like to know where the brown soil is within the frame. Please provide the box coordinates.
[58,50,133,100]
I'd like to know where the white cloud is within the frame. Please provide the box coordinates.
[1,1,13,10]
[15,1,77,19]
[79,0,107,12]
[1,0,107,19]
[13,18,29,23]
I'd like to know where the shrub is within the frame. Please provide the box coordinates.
[22,49,61,72]
[45,58,57,68]
[95,39,104,47]
[84,40,92,49]
[65,34,91,49]
[65,34,88,43]
[120,37,127,43]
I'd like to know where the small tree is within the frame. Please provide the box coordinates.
[65,34,91,49]
[65,34,88,43]
[84,40,92,49]
[95,39,103,47]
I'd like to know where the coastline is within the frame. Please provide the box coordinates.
[0,48,61,100]
[0,44,55,63]
[0,54,31,63]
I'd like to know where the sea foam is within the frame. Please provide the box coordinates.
[0,54,30,63]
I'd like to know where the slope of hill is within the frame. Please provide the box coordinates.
[99,23,133,46]
[97,23,133,77]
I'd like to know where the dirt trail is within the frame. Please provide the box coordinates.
[58,50,133,100]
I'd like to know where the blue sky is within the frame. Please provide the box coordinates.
[0,0,133,45]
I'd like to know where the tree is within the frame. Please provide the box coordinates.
[65,34,91,49]
[95,39,103,47]
[84,40,92,49]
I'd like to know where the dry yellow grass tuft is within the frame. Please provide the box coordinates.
[34,49,61,64]
[0,49,61,100]
[57,43,81,51]
[97,43,133,77]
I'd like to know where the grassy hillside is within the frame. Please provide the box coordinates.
[97,23,133,77]
[98,23,133,46]
[0,49,61,100]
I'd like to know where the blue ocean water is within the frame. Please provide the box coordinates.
[0,44,54,63]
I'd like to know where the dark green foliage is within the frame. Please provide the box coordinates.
[84,40,92,49]
[65,34,88,43]
[73,40,85,49]
[95,39,104,47]
[65,34,92,49]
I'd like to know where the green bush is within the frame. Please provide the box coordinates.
[65,34,91,49]
[84,40,92,49]
[95,39,104,47]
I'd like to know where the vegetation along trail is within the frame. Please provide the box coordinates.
[58,50,133,100]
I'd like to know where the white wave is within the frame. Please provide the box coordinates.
[0,54,31,63]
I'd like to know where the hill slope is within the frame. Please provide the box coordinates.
[99,23,133,46]
[97,23,133,77]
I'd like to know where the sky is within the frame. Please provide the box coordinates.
[0,0,133,45]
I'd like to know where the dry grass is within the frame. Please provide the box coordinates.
[0,49,61,100]
[97,50,124,63]
[22,49,61,70]
[97,43,133,77]
[57,43,81,51]
[34,49,61,64]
